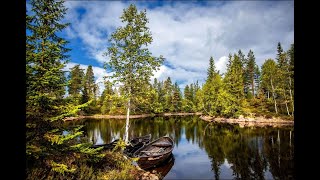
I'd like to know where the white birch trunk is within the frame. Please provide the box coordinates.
[285,102,290,116]
[288,76,294,115]
[283,90,290,116]
[125,98,130,143]
[271,78,278,114]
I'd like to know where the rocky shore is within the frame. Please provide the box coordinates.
[200,115,293,127]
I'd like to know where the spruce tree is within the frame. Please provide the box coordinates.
[68,64,85,104]
[83,65,96,101]
[171,82,182,112]
[246,50,257,98]
[207,56,216,80]
[223,54,244,117]
[101,80,114,114]
[26,0,103,177]
[164,77,173,112]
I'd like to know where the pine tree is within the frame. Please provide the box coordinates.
[68,64,85,104]
[207,56,216,80]
[105,4,164,142]
[246,50,257,98]
[26,0,102,176]
[183,84,194,112]
[164,77,173,112]
[276,42,284,63]
[171,82,182,112]
[83,65,96,101]
[223,54,244,117]
[254,65,261,97]
[101,80,114,114]
[158,81,166,112]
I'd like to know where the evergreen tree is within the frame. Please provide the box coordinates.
[254,65,261,97]
[223,54,244,117]
[157,80,166,112]
[164,77,173,112]
[207,56,216,80]
[246,50,257,98]
[171,82,182,112]
[83,65,96,101]
[238,49,246,68]
[105,4,164,142]
[183,84,194,112]
[101,80,114,114]
[184,85,190,100]
[68,64,84,104]
[276,42,284,63]
[26,0,102,177]
[190,83,195,103]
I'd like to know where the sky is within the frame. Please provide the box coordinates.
[27,0,294,94]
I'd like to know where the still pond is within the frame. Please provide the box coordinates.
[65,115,294,179]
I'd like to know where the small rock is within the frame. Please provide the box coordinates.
[149,174,159,180]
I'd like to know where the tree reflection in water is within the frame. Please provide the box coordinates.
[65,116,294,179]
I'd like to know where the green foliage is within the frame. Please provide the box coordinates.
[222,54,244,117]
[112,138,127,152]
[68,64,85,104]
[50,161,76,174]
[83,65,96,101]
[246,50,257,98]
[207,56,216,80]
[171,82,183,112]
[105,4,164,103]
[26,0,105,178]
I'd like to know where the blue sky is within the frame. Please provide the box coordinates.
[27,0,294,94]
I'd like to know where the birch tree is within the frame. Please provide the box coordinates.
[261,59,279,114]
[105,4,164,143]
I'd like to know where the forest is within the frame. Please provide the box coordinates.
[26,0,294,179]
[68,42,294,119]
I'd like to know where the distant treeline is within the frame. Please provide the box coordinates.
[68,42,294,118]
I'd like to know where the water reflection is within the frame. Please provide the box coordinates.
[65,116,294,179]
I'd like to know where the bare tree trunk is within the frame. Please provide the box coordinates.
[285,101,290,116]
[283,88,291,116]
[271,78,278,114]
[288,76,294,115]
[125,98,130,143]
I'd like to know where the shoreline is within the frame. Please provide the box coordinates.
[64,113,293,128]
[200,115,294,128]
[64,112,202,121]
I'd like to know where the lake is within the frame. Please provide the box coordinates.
[65,115,294,179]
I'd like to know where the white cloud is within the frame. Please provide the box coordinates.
[63,1,293,89]
[216,56,228,75]
[151,65,206,90]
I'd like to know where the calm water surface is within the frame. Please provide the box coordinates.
[65,116,294,179]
